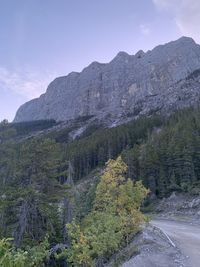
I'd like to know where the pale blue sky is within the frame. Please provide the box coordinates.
[0,0,199,121]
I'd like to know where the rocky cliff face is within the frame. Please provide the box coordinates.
[14,37,200,122]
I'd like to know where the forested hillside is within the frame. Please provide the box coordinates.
[122,107,200,197]
[1,106,200,266]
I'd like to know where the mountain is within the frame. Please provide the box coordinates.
[14,37,200,123]
[3,37,200,266]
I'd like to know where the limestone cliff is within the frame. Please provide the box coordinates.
[14,37,200,122]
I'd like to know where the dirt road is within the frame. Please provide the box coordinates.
[152,220,200,267]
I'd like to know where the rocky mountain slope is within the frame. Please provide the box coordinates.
[14,37,200,123]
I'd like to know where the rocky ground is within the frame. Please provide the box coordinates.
[107,193,200,267]
[121,224,188,267]
[106,223,187,267]
[152,219,200,267]
[155,192,200,225]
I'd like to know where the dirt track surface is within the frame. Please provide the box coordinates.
[122,219,200,267]
[122,222,187,267]
[151,220,200,267]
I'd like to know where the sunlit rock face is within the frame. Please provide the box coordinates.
[14,37,200,122]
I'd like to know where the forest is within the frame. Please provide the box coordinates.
[0,106,200,266]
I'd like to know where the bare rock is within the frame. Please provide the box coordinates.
[14,37,200,123]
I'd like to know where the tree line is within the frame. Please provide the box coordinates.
[1,106,200,265]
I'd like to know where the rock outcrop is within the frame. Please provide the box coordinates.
[14,37,200,122]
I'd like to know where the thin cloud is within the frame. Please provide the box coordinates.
[153,0,171,9]
[0,67,56,99]
[152,0,200,43]
[140,24,151,36]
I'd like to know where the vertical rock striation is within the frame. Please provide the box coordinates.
[14,37,200,122]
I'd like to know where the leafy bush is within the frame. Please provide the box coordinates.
[0,237,49,267]
[66,157,149,266]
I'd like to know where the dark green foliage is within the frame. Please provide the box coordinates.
[0,120,17,142]
[0,237,49,267]
[0,138,67,246]
[46,125,77,143]
[64,116,162,182]
[1,105,200,265]
[80,123,103,139]
[75,177,100,220]
[122,107,200,197]
[0,120,57,138]
[13,120,57,135]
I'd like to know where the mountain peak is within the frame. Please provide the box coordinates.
[177,36,196,43]
[14,37,200,123]
[113,51,130,61]
[135,50,145,59]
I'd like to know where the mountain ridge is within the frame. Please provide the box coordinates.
[14,36,200,123]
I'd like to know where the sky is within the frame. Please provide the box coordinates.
[0,0,199,121]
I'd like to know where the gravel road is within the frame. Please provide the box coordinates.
[152,219,200,267]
